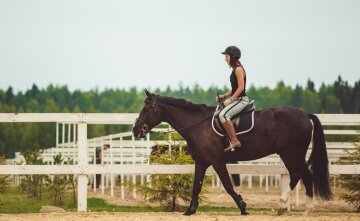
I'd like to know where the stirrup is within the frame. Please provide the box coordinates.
[224,142,241,152]
[230,142,235,152]
[224,146,235,152]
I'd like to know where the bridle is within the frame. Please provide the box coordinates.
[135,96,214,136]
[135,97,157,137]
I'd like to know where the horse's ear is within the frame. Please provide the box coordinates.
[144,88,151,97]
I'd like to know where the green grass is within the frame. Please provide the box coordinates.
[0,188,287,214]
[2,188,356,214]
[0,187,76,213]
[87,198,275,213]
[0,187,48,213]
[0,188,160,213]
[87,198,159,212]
[0,188,272,214]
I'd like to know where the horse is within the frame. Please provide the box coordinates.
[132,90,332,216]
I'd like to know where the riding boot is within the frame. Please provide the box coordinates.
[222,121,242,152]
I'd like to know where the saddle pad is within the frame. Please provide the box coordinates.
[212,111,255,137]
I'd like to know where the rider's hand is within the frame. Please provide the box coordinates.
[216,94,225,102]
[224,98,233,106]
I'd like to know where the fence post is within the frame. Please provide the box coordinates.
[77,121,88,212]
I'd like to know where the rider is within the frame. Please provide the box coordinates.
[216,46,249,152]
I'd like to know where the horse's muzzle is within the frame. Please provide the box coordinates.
[132,125,147,139]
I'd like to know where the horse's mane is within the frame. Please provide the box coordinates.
[156,95,213,111]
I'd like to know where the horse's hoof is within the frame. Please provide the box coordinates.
[183,210,195,216]
[277,208,288,216]
[237,198,248,215]
[183,201,198,216]
[241,211,249,215]
[303,207,314,216]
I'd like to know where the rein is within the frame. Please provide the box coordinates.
[166,111,214,133]
[136,96,214,135]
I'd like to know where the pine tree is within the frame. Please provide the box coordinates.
[126,132,207,211]
[339,132,360,212]
[20,148,45,200]
[46,154,69,206]
[0,156,10,194]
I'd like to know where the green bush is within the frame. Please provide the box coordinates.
[45,154,68,206]
[45,154,77,207]
[18,149,76,207]
[20,148,45,200]
[127,132,207,211]
[0,155,10,194]
[339,132,360,212]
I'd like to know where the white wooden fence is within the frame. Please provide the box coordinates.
[0,113,360,212]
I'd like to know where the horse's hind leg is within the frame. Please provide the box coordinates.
[302,164,314,215]
[278,155,304,215]
[212,162,248,215]
[278,173,303,214]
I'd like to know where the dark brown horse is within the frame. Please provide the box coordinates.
[132,90,332,216]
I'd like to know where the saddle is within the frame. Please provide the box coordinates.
[212,100,255,137]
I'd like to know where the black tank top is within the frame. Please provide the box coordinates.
[230,66,247,96]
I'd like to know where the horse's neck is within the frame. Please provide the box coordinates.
[160,104,212,131]
[160,104,215,155]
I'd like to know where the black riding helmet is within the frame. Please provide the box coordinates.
[221,46,241,59]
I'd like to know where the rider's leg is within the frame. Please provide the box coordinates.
[219,96,249,152]
[222,120,241,151]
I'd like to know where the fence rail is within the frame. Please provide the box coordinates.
[0,113,359,212]
[1,164,360,175]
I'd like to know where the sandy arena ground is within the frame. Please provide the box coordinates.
[88,185,352,212]
[1,185,358,221]
[1,212,359,221]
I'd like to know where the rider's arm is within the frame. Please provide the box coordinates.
[217,90,231,100]
[230,67,245,101]
[223,90,232,97]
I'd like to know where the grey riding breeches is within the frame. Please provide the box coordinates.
[219,96,250,123]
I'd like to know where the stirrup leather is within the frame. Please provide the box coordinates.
[229,141,235,152]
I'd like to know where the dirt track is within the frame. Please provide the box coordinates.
[1,185,358,220]
[1,212,359,221]
[88,185,352,212]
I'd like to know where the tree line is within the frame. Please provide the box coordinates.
[0,75,359,158]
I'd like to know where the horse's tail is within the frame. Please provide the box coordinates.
[307,113,333,201]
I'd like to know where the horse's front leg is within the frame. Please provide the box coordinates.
[183,161,209,216]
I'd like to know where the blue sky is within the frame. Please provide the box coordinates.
[0,0,359,92]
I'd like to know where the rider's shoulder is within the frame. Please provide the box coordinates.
[234,66,245,75]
